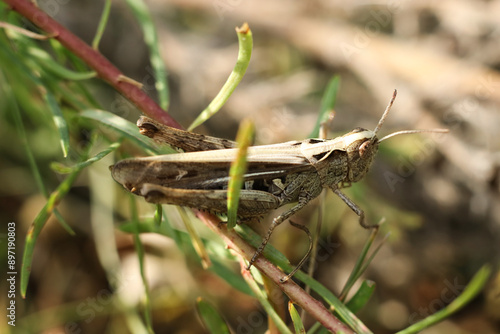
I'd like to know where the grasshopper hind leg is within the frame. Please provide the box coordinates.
[246,195,313,282]
[279,220,313,283]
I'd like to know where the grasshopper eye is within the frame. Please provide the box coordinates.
[359,141,371,158]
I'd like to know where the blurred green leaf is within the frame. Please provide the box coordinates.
[196,298,231,334]
[309,75,340,138]
[44,92,70,157]
[241,263,291,334]
[21,160,83,297]
[125,0,169,110]
[129,197,154,333]
[119,217,255,295]
[51,141,121,174]
[178,207,212,269]
[92,0,112,49]
[289,302,305,333]
[79,109,172,154]
[345,280,376,314]
[30,46,97,80]
[210,259,253,296]
[340,228,383,301]
[397,265,492,334]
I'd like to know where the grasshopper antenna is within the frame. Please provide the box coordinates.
[374,89,449,142]
[380,128,449,142]
[373,89,398,137]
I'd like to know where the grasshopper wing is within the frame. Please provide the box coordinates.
[110,143,320,215]
[111,144,314,192]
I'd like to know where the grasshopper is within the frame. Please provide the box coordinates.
[110,90,448,282]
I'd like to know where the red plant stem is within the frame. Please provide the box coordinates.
[4,0,181,129]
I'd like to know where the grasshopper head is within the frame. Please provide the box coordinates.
[337,90,397,184]
[342,128,379,182]
[342,89,448,183]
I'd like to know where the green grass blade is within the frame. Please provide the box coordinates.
[125,0,169,110]
[20,138,121,297]
[209,259,254,296]
[289,302,306,334]
[154,204,162,226]
[28,46,97,80]
[52,210,75,236]
[5,28,96,81]
[129,197,154,333]
[92,0,112,49]
[309,75,340,138]
[339,228,381,300]
[0,20,48,39]
[119,219,160,234]
[242,263,292,334]
[160,210,183,249]
[178,207,212,269]
[345,280,376,314]
[21,166,82,298]
[236,224,290,265]
[188,23,253,131]
[44,92,69,157]
[396,265,492,334]
[5,71,46,199]
[51,141,122,174]
[2,48,76,235]
[226,119,255,229]
[79,109,172,154]
[196,298,231,334]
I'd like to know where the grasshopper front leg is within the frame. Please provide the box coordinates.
[333,188,378,229]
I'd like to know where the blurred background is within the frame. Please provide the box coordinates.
[1,0,500,333]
